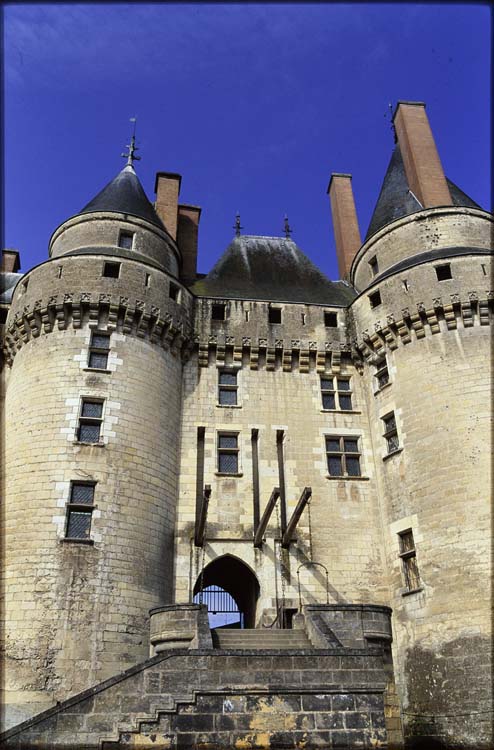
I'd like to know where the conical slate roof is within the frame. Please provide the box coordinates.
[365,145,481,241]
[191,235,356,305]
[79,165,165,230]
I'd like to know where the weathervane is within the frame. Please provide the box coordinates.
[121,117,141,166]
[233,212,243,237]
[284,214,292,239]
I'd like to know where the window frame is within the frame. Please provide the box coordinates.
[398,529,421,593]
[103,261,121,279]
[169,282,181,302]
[369,290,382,309]
[211,303,226,321]
[435,263,452,281]
[77,398,105,444]
[325,435,362,478]
[217,432,240,475]
[87,331,111,371]
[368,255,379,277]
[64,481,96,543]
[374,356,390,393]
[382,411,400,455]
[320,376,353,411]
[268,306,282,324]
[218,370,239,407]
[324,311,338,328]
[118,230,135,250]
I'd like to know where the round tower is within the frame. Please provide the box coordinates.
[2,160,193,726]
[348,103,493,748]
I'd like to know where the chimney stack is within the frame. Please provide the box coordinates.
[1,249,21,274]
[177,204,201,286]
[392,101,452,208]
[154,172,182,240]
[328,174,362,280]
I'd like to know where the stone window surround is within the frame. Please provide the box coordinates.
[320,375,356,412]
[215,430,242,476]
[63,480,97,545]
[324,433,367,480]
[216,364,242,408]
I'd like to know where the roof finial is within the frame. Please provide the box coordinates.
[284,214,292,239]
[233,211,243,237]
[121,117,141,167]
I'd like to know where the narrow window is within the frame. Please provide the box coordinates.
[382,412,399,454]
[217,433,239,474]
[118,231,134,250]
[0,308,8,324]
[402,279,409,292]
[169,282,180,302]
[103,261,120,279]
[212,303,226,321]
[78,399,104,443]
[269,306,282,324]
[320,377,335,410]
[22,278,29,292]
[336,378,352,410]
[374,356,390,391]
[369,290,381,308]
[435,264,452,281]
[301,313,306,326]
[65,482,95,541]
[481,263,487,276]
[145,273,151,287]
[326,436,361,477]
[399,530,421,591]
[57,266,63,279]
[218,371,238,406]
[369,256,379,277]
[245,310,250,322]
[88,332,110,370]
[324,311,338,327]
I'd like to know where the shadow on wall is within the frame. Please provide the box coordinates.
[403,634,493,750]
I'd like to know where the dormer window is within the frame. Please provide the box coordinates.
[118,231,134,250]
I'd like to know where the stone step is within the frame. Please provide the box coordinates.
[212,628,313,650]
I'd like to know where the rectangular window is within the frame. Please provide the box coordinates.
[118,231,134,250]
[435,263,452,281]
[217,433,239,474]
[326,436,361,477]
[65,482,95,541]
[374,356,390,391]
[324,311,338,327]
[88,332,110,370]
[369,290,381,308]
[78,399,104,443]
[320,376,353,411]
[399,530,421,591]
[103,261,120,278]
[268,306,282,324]
[369,256,379,276]
[169,282,180,302]
[145,273,151,287]
[0,308,7,324]
[382,412,399,454]
[212,303,226,321]
[218,371,238,406]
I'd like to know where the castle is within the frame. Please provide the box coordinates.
[1,101,492,749]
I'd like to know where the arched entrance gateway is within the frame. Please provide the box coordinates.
[193,554,260,629]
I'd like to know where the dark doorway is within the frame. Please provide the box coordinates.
[193,554,260,629]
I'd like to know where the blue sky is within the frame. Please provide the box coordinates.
[4,3,491,280]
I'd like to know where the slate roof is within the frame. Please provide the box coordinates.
[365,146,481,241]
[0,272,24,305]
[191,235,356,305]
[79,165,166,231]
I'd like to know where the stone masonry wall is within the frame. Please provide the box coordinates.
[3,262,186,728]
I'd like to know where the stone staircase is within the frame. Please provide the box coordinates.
[212,627,313,650]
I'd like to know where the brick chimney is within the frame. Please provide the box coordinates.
[393,101,452,208]
[154,172,182,240]
[177,204,201,286]
[328,174,362,280]
[1,249,21,273]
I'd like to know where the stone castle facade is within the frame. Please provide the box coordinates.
[1,101,492,749]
